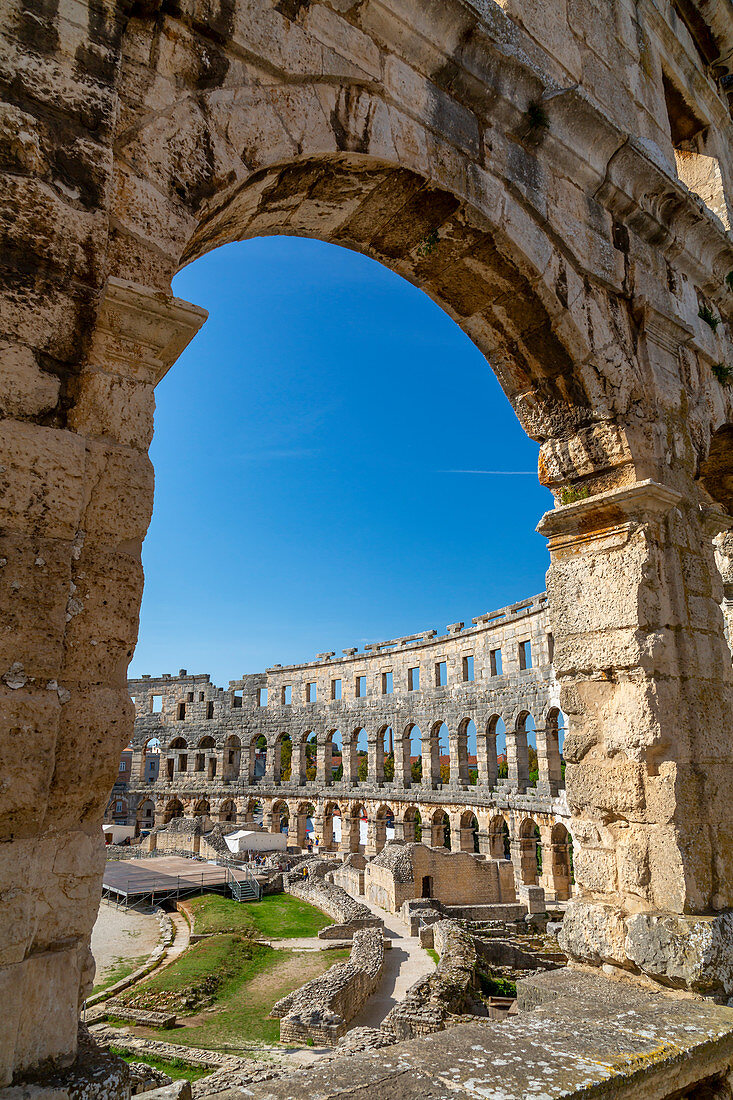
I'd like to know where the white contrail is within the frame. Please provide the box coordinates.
[437,469,536,475]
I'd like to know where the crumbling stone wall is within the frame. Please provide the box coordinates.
[284,869,381,939]
[365,842,516,913]
[4,0,733,1085]
[271,928,384,1045]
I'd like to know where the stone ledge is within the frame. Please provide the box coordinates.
[229,970,733,1099]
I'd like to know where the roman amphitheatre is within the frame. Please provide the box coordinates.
[3,0,733,1095]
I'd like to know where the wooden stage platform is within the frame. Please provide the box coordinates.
[102,855,252,903]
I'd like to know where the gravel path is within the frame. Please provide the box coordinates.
[347,895,435,1029]
[91,900,161,987]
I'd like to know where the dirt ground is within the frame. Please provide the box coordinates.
[91,901,161,989]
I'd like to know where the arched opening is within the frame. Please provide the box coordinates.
[136,798,155,835]
[381,726,394,782]
[431,809,450,849]
[327,729,344,783]
[548,822,573,901]
[276,733,292,784]
[464,719,478,785]
[373,803,395,853]
[460,810,480,852]
[456,718,474,786]
[543,707,566,791]
[403,806,422,844]
[433,721,444,783]
[305,733,317,782]
[406,724,422,786]
[193,798,210,820]
[271,800,290,837]
[163,798,184,825]
[218,799,237,824]
[518,817,542,886]
[323,801,341,851]
[355,728,368,783]
[244,798,263,829]
[296,802,316,850]
[488,814,510,860]
[139,736,161,783]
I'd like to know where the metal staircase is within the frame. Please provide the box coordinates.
[227,866,261,902]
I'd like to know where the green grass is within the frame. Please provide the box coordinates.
[426,948,439,966]
[121,931,350,1052]
[186,892,331,939]
[109,1047,210,1082]
[92,954,148,995]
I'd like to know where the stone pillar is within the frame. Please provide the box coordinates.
[270,739,282,785]
[421,729,438,789]
[448,730,469,788]
[393,730,409,788]
[392,819,405,842]
[312,812,325,848]
[316,736,332,787]
[477,829,491,856]
[292,737,307,786]
[505,728,529,791]
[476,726,498,789]
[340,810,360,853]
[402,815,417,843]
[130,749,145,782]
[367,734,384,786]
[0,278,205,1084]
[449,817,463,851]
[538,482,733,986]
[364,817,378,857]
[321,812,334,851]
[535,727,562,795]
[343,737,358,786]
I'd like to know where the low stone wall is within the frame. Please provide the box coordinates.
[330,859,365,898]
[284,876,382,939]
[365,844,516,913]
[381,920,481,1041]
[443,903,527,922]
[271,928,384,1046]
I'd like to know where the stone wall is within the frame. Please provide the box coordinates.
[284,873,381,940]
[5,0,733,1083]
[271,928,384,1045]
[364,843,516,913]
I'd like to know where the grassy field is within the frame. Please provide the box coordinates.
[185,892,331,939]
[110,1046,211,1082]
[121,932,350,1052]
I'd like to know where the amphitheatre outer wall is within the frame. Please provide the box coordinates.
[125,594,574,900]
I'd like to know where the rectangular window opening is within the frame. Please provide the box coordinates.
[152,695,163,713]
[408,666,420,691]
[258,687,268,707]
[662,71,730,228]
[187,691,194,702]
[232,689,242,708]
[519,640,532,671]
[382,671,393,695]
[331,679,342,701]
[283,684,292,705]
[547,632,555,663]
[355,675,366,698]
[307,681,317,703]
[199,691,205,701]
[490,648,503,677]
[206,701,214,719]
[177,702,186,721]
[462,655,474,682]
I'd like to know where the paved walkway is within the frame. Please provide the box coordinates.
[348,894,435,1029]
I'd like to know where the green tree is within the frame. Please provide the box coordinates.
[383,753,394,781]
[411,759,422,783]
[280,739,292,781]
[357,752,368,781]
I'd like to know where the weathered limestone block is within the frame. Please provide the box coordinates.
[625,911,733,996]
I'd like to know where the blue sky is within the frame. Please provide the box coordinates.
[129,237,553,688]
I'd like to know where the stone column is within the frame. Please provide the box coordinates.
[448,729,469,788]
[505,728,529,791]
[270,739,282,785]
[538,482,733,987]
[367,733,384,786]
[343,736,358,786]
[392,819,406,842]
[0,278,205,1084]
[421,729,437,789]
[476,725,498,790]
[535,727,562,795]
[393,730,409,788]
[449,815,463,851]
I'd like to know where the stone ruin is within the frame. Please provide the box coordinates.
[4,0,733,1092]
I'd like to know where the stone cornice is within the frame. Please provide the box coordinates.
[87,277,208,385]
[537,480,684,548]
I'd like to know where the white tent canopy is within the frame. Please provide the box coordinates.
[223,829,287,854]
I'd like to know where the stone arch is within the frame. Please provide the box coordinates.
[488,813,510,860]
[478,714,504,788]
[136,798,156,836]
[138,735,161,781]
[459,810,480,853]
[403,805,422,844]
[270,799,290,837]
[243,797,263,829]
[369,802,395,854]
[218,799,237,824]
[540,706,565,792]
[324,728,344,786]
[430,808,450,849]
[402,723,421,788]
[162,798,184,825]
[518,816,542,886]
[193,798,210,818]
[354,728,369,784]
[322,799,342,852]
[547,821,573,901]
[376,723,392,785]
[245,733,264,783]
[273,731,292,784]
